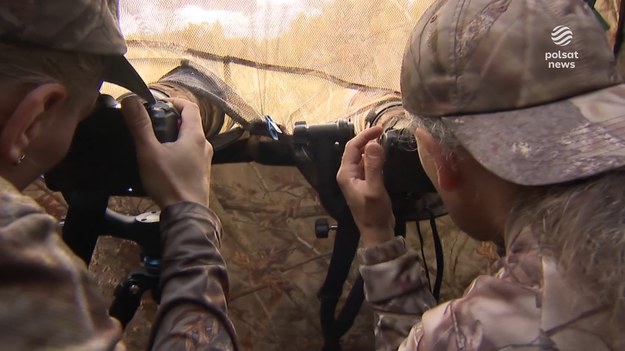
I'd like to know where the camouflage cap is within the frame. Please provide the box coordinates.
[0,0,154,103]
[401,0,625,186]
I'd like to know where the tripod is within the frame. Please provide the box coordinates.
[61,192,164,328]
[108,253,161,328]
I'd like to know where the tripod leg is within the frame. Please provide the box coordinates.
[109,270,158,328]
[318,213,363,351]
[62,192,109,264]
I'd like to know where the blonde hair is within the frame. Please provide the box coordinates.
[511,171,625,312]
[0,42,105,100]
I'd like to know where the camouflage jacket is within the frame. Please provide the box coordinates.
[0,176,238,350]
[358,223,623,350]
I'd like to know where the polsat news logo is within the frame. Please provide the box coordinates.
[545,25,578,69]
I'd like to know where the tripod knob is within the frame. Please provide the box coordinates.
[315,218,337,239]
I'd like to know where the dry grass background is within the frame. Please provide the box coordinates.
[25,0,623,350]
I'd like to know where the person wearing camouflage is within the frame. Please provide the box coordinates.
[338,0,625,350]
[0,0,237,350]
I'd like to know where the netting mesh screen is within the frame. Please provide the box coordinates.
[105,0,622,128]
[102,0,437,131]
[121,0,430,87]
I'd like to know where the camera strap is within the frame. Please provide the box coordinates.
[317,211,364,351]
[615,0,625,55]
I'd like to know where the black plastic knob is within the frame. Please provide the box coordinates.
[315,218,337,239]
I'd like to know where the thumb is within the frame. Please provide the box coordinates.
[121,97,158,148]
[364,142,386,191]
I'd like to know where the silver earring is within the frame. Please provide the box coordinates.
[14,154,25,165]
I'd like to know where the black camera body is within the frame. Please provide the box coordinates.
[291,120,443,221]
[144,99,181,144]
[45,94,180,196]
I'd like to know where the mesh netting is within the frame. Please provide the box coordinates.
[105,0,622,130]
[103,0,437,131]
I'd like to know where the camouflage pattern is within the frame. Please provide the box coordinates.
[359,222,625,350]
[0,176,124,350]
[22,167,496,351]
[0,0,126,55]
[0,175,237,350]
[0,0,153,101]
[400,0,625,186]
[443,85,625,185]
[149,202,238,351]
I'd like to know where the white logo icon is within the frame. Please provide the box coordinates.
[551,25,573,46]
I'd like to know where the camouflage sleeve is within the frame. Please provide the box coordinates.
[0,190,124,350]
[359,235,550,351]
[397,274,544,350]
[358,236,437,351]
[148,201,239,351]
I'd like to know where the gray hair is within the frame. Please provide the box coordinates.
[406,111,462,151]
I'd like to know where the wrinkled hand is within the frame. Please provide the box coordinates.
[337,126,395,248]
[121,97,212,209]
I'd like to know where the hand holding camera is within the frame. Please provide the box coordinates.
[336,126,396,248]
[121,97,214,209]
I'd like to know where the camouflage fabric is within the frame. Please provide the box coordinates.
[78,164,497,351]
[400,0,625,186]
[149,202,238,351]
[0,176,123,350]
[359,222,625,350]
[0,0,153,101]
[0,175,237,350]
[0,0,125,55]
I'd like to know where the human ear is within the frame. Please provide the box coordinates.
[0,83,67,164]
[414,128,460,192]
